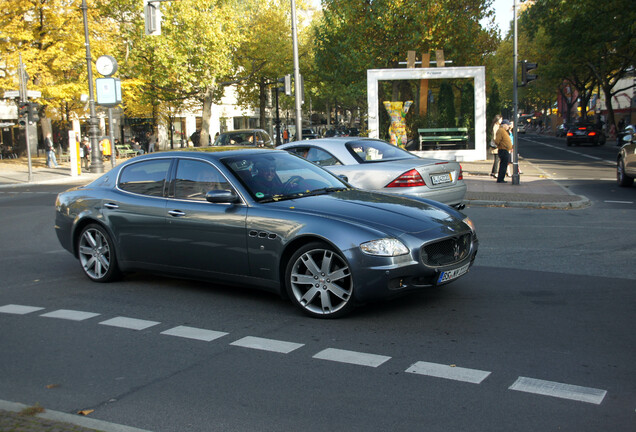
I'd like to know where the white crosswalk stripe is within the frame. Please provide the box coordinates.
[313,348,391,368]
[509,376,607,405]
[99,316,160,331]
[230,336,304,354]
[161,325,228,342]
[0,304,44,315]
[406,361,491,384]
[40,309,100,321]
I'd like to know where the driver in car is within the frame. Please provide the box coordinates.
[251,159,283,197]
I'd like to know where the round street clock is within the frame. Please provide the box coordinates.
[95,55,118,77]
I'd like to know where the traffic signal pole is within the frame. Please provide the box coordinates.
[18,55,33,182]
[512,0,520,185]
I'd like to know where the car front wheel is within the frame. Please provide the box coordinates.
[285,242,355,318]
[617,158,634,187]
[77,223,120,282]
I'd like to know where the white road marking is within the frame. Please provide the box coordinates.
[40,309,100,321]
[529,139,615,165]
[0,304,44,315]
[604,200,633,204]
[99,316,160,331]
[509,376,607,405]
[230,336,304,354]
[406,361,491,384]
[161,325,228,342]
[313,348,391,368]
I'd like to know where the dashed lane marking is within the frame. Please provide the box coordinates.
[509,376,607,405]
[40,309,100,321]
[99,316,160,331]
[406,361,491,384]
[313,348,391,368]
[1,303,613,407]
[161,325,228,342]
[0,304,44,314]
[230,336,304,354]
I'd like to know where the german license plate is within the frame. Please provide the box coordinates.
[431,173,452,185]
[437,263,470,283]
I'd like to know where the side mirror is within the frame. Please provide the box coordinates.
[205,189,240,204]
[338,174,349,183]
[623,134,633,143]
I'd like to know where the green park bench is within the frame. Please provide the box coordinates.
[116,144,137,158]
[418,127,469,150]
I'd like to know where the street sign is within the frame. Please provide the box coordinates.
[0,122,15,127]
[3,90,41,99]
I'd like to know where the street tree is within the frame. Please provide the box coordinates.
[525,0,636,129]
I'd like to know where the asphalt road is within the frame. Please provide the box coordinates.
[1,142,635,431]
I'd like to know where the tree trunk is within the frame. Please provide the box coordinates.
[259,78,267,129]
[601,84,616,131]
[199,83,216,147]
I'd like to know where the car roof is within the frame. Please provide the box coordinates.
[126,148,280,163]
[220,129,268,135]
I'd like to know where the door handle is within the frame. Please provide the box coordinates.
[104,203,119,209]
[168,209,186,217]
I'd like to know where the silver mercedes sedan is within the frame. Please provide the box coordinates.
[279,137,467,208]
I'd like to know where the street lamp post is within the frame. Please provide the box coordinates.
[81,0,104,174]
[290,0,302,141]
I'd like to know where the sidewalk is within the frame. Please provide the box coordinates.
[0,153,589,209]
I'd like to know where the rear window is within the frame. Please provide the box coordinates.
[118,159,171,196]
[345,139,416,163]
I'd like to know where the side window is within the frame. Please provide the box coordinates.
[287,147,310,158]
[118,160,170,196]
[306,148,342,166]
[174,159,231,200]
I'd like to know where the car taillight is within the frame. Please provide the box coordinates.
[386,169,426,188]
[567,132,573,136]
[458,165,463,180]
[589,131,596,136]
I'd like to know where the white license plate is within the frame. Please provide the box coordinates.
[437,263,470,283]
[431,173,452,185]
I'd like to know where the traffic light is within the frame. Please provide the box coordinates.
[18,102,28,127]
[28,102,39,124]
[144,0,161,36]
[521,60,538,86]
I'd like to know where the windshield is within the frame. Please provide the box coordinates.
[345,139,417,163]
[222,151,349,202]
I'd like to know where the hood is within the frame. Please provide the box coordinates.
[269,189,464,236]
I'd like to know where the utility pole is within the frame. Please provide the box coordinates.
[81,0,104,174]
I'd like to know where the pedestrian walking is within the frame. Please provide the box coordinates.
[80,137,90,171]
[490,115,502,178]
[45,133,60,168]
[494,119,512,183]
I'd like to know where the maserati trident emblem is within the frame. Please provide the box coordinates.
[453,241,461,260]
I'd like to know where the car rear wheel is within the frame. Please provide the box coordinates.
[617,159,634,187]
[285,242,355,318]
[78,224,120,282]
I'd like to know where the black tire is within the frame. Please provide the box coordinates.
[617,159,634,187]
[77,223,120,282]
[285,242,355,318]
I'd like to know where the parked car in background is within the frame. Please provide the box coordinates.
[566,122,606,146]
[556,122,571,137]
[54,149,478,318]
[617,125,636,187]
[517,122,527,134]
[280,137,467,209]
[294,128,319,140]
[213,129,273,147]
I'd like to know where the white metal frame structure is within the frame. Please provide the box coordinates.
[367,67,487,161]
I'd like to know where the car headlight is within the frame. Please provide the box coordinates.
[360,238,409,256]
[463,217,476,233]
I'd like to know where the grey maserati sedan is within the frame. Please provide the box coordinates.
[55,149,478,318]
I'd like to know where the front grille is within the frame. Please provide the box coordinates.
[421,234,472,266]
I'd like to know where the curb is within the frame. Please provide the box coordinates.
[0,399,152,432]
[465,195,591,209]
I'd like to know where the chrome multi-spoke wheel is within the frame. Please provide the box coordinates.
[78,224,119,282]
[617,159,634,187]
[286,242,354,318]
